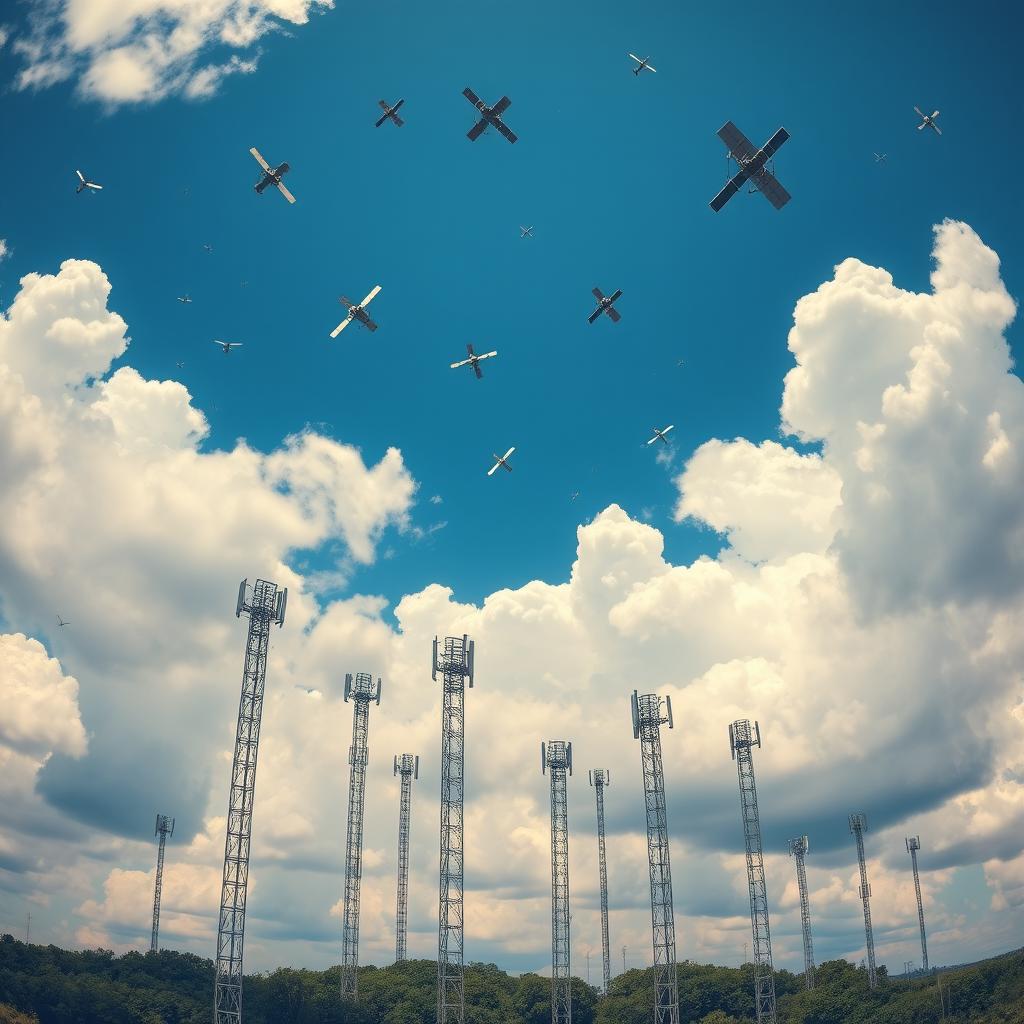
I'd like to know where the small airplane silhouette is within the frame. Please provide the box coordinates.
[56,615,69,628]
[628,53,657,75]
[177,294,192,304]
[488,447,516,476]
[647,425,674,446]
[75,170,103,194]
[914,106,941,135]
[212,340,243,354]
[520,225,534,238]
[874,152,888,163]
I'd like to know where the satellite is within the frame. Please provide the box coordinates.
[376,98,406,128]
[589,287,623,324]
[331,286,382,337]
[450,343,498,379]
[249,147,296,204]
[488,448,516,476]
[710,121,791,212]
[463,88,518,144]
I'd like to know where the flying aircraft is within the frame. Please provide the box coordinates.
[647,425,674,445]
[249,147,296,203]
[376,98,405,128]
[710,121,791,212]
[203,243,214,254]
[331,286,382,337]
[212,340,243,354]
[56,615,69,628]
[874,152,888,163]
[451,343,498,379]
[75,170,102,194]
[177,294,192,304]
[914,107,942,135]
[570,490,580,502]
[628,53,657,74]
[463,88,518,143]
[589,287,623,324]
[488,447,516,476]
[521,225,534,238]
[176,361,185,369]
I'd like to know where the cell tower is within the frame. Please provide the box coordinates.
[542,740,573,1024]
[394,753,420,963]
[433,635,475,1024]
[849,812,877,990]
[151,813,175,952]
[787,836,815,990]
[589,769,612,995]
[631,690,680,1024]
[340,672,383,1001]
[905,836,929,973]
[729,720,777,1023]
[214,578,287,1024]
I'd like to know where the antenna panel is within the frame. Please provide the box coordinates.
[276,587,288,626]
[344,673,352,702]
[235,579,247,618]
[541,741,546,775]
[631,690,640,739]
[729,722,736,758]
[753,720,761,748]
[394,755,399,776]
[567,741,573,776]
[665,694,674,730]
[414,755,419,780]
[466,637,475,687]
[432,636,438,681]
[376,677,383,706]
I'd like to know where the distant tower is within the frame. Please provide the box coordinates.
[151,814,175,952]
[631,690,680,1024]
[543,740,573,1024]
[849,813,877,990]
[729,720,777,1023]
[905,836,929,972]
[589,769,612,995]
[434,635,475,1024]
[340,672,383,1001]
[215,578,287,1024]
[394,753,420,963]
[787,836,815,990]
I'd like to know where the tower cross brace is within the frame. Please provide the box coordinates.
[340,672,383,1000]
[906,836,929,972]
[632,690,680,1024]
[434,635,475,1024]
[543,740,573,1024]
[729,720,777,1023]
[394,753,420,962]
[849,813,878,990]
[788,836,815,990]
[151,813,175,952]
[214,578,286,1024]
[589,769,612,995]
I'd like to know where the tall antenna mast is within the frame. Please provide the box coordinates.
[849,812,877,990]
[434,635,475,1024]
[729,720,777,1023]
[905,836,929,973]
[542,740,573,1024]
[215,578,287,1024]
[151,813,175,952]
[589,769,612,995]
[340,672,383,1000]
[394,753,420,962]
[632,690,680,1024]
[787,836,814,989]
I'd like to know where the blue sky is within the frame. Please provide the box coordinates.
[1,0,1022,983]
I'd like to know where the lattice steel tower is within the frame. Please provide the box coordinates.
[631,690,680,1024]
[589,769,612,995]
[214,578,287,1024]
[340,672,383,1000]
[394,753,420,963]
[543,740,573,1024]
[433,635,475,1024]
[906,836,928,973]
[849,813,877,990]
[787,836,814,990]
[729,720,777,1023]
[151,814,175,952]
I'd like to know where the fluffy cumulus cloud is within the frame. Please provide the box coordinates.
[10,0,332,104]
[2,222,1022,982]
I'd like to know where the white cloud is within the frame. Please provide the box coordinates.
[12,0,332,104]
[0,239,9,261]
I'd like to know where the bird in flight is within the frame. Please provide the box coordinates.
[212,340,243,355]
[75,170,102,193]
[56,614,69,627]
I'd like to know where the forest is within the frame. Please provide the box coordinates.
[1,935,1021,1023]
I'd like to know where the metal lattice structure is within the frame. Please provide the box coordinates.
[787,836,815,990]
[589,769,612,995]
[151,814,175,952]
[340,672,383,1000]
[906,836,929,973]
[394,753,420,962]
[543,741,573,1024]
[849,813,877,990]
[214,578,287,1024]
[729,721,777,1023]
[433,635,475,1024]
[631,691,680,1024]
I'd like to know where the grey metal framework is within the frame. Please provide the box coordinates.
[543,741,573,1024]
[340,672,383,1000]
[214,578,287,1024]
[906,836,929,972]
[631,691,680,1024]
[394,753,420,962]
[433,635,475,1024]
[589,769,612,995]
[849,813,877,990]
[787,836,815,990]
[151,814,175,952]
[729,721,777,1023]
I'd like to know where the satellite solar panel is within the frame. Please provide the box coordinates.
[587,308,602,324]
[474,363,483,379]
[751,168,791,210]
[716,121,757,163]
[761,127,790,159]
[495,121,518,144]
[467,120,487,142]
[608,289,623,303]
[592,287,604,300]
[709,168,749,212]
[365,319,379,332]
[463,87,482,107]
[392,115,405,127]
[378,100,390,110]
[492,96,512,115]
[606,307,621,323]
